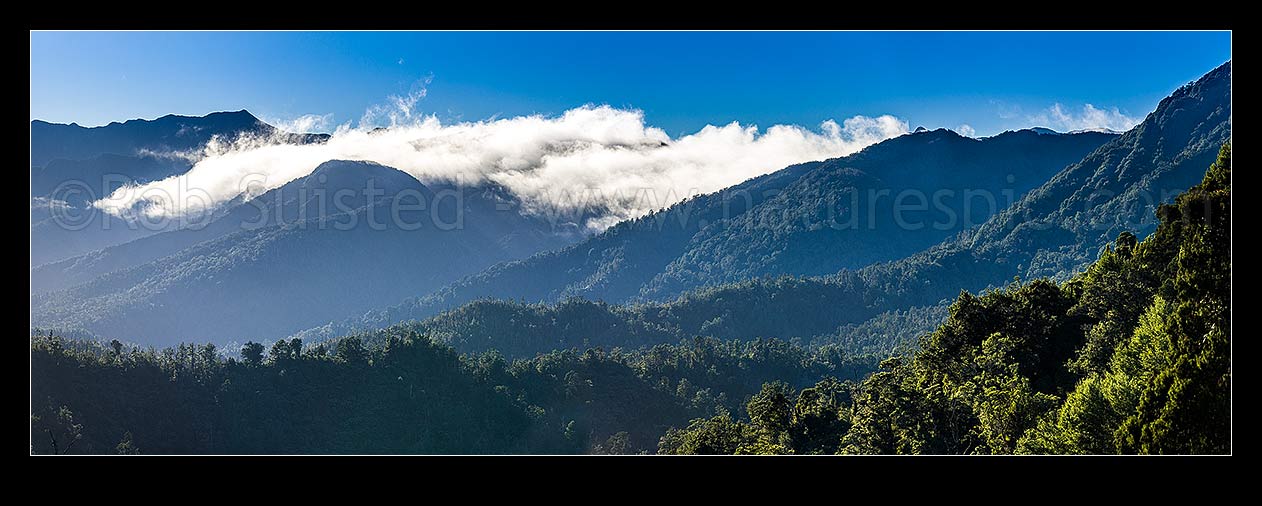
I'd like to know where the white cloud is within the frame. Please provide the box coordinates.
[1028,103,1138,132]
[955,124,976,137]
[361,78,432,128]
[262,113,336,135]
[31,196,71,211]
[94,104,908,231]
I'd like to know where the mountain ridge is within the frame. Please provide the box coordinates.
[30,110,332,267]
[295,62,1230,357]
[290,128,1116,342]
[30,109,329,166]
[31,160,584,344]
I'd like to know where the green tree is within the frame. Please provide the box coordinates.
[116,432,140,455]
[658,413,752,455]
[788,377,851,454]
[594,431,632,455]
[1118,143,1231,453]
[335,336,366,364]
[241,342,265,366]
[746,381,793,448]
[32,404,83,455]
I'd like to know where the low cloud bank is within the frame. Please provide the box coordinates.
[95,105,908,231]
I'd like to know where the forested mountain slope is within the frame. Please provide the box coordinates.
[298,62,1230,357]
[658,142,1231,454]
[856,60,1231,310]
[298,128,1115,341]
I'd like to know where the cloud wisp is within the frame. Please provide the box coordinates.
[94,105,908,231]
[1029,103,1139,133]
[262,113,336,135]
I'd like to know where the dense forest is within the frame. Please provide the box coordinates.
[350,293,943,361]
[30,143,1230,454]
[661,143,1231,454]
[32,328,872,454]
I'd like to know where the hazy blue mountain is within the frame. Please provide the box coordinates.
[29,110,329,267]
[294,128,1114,341]
[298,61,1230,360]
[30,110,327,167]
[635,128,1116,299]
[30,153,190,268]
[31,212,158,269]
[856,60,1231,306]
[675,60,1229,350]
[32,159,412,294]
[31,153,186,207]
[31,160,581,345]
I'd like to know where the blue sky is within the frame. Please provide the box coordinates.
[30,31,1230,137]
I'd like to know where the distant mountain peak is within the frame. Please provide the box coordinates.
[982,127,1123,141]
[33,109,263,130]
[1067,127,1123,135]
[906,127,959,141]
[301,159,424,192]
[30,110,331,169]
[205,109,260,121]
[307,159,393,178]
